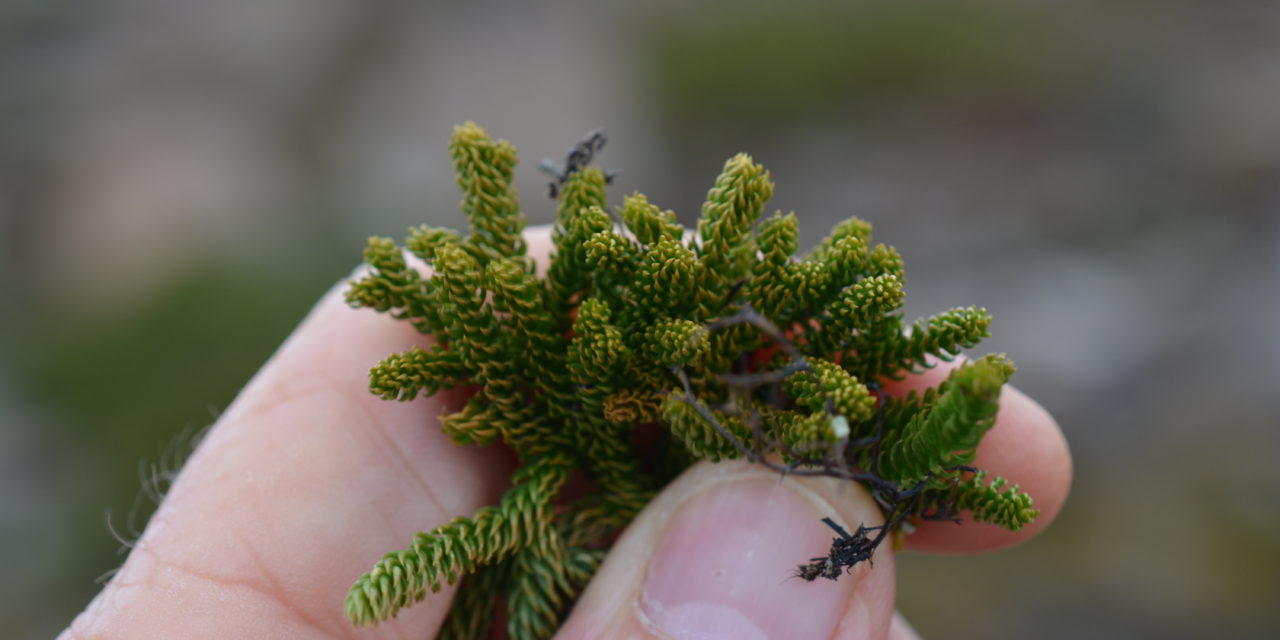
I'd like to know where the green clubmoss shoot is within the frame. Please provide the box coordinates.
[343,122,1037,639]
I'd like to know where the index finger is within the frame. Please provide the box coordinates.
[64,227,557,639]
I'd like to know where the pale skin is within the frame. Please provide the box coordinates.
[62,226,1071,639]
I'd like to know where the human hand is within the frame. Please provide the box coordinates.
[62,226,1070,639]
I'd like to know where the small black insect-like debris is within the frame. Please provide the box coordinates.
[539,128,618,198]
[795,517,886,582]
[795,557,835,582]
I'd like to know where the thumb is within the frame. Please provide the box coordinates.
[555,460,896,639]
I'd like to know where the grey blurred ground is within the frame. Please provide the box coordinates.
[2,1,1278,638]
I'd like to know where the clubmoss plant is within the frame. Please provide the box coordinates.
[343,122,1038,639]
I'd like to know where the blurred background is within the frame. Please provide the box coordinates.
[2,0,1278,637]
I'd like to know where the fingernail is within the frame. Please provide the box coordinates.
[640,480,858,640]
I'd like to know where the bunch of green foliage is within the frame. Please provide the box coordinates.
[343,122,1037,639]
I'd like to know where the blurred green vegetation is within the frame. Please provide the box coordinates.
[20,267,321,456]
[649,0,1090,131]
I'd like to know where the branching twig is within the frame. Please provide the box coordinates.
[669,303,987,579]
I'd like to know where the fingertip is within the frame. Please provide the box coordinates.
[902,383,1072,553]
